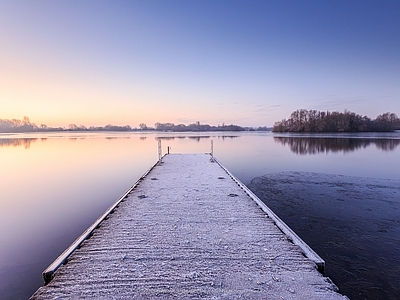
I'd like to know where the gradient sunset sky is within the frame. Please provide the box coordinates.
[1,1,399,127]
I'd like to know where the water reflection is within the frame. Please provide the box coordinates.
[248,172,400,300]
[188,136,210,142]
[155,135,239,141]
[1,132,399,299]
[215,135,239,140]
[106,136,130,140]
[0,138,38,149]
[274,137,400,154]
[0,134,240,150]
[155,136,176,141]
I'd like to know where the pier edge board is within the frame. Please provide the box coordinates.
[41,156,163,284]
[213,156,326,274]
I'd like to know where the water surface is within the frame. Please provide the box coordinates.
[0,131,399,299]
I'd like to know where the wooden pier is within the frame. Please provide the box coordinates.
[31,154,347,299]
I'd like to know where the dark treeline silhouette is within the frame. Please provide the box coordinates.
[152,122,245,132]
[0,116,61,133]
[274,137,400,154]
[273,110,400,132]
[77,124,133,131]
[0,117,265,133]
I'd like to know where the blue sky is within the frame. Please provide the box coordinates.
[1,0,399,127]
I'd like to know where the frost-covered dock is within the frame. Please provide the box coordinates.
[31,154,346,299]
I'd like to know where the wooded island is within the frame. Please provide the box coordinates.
[273,110,400,132]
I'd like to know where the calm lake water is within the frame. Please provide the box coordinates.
[0,131,399,299]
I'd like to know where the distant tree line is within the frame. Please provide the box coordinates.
[143,122,269,132]
[1,117,269,133]
[0,117,135,133]
[0,116,63,133]
[272,110,400,132]
[71,124,133,131]
[152,121,245,132]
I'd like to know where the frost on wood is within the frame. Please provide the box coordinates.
[31,154,347,299]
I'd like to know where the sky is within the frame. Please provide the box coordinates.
[1,0,399,127]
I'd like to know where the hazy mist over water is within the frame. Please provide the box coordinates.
[0,131,399,299]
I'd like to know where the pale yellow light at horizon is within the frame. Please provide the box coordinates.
[1,37,280,128]
[1,63,261,128]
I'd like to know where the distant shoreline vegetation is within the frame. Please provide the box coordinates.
[272,110,400,133]
[0,117,271,133]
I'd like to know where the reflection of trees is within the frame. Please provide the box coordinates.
[154,135,240,142]
[155,136,214,141]
[155,137,176,141]
[274,137,400,155]
[188,136,210,142]
[0,138,38,149]
[217,135,239,140]
[374,139,400,151]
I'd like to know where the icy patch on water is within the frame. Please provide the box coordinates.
[248,172,400,300]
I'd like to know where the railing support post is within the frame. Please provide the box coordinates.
[158,140,162,162]
[210,140,214,162]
